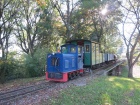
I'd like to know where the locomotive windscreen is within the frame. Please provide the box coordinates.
[51,57,59,66]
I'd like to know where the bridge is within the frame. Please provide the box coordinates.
[93,60,125,76]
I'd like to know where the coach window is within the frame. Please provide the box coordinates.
[92,44,95,52]
[85,44,90,53]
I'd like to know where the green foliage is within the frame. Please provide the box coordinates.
[0,51,26,83]
[0,59,17,83]
[100,35,123,53]
[0,47,51,83]
[81,0,104,10]
[37,7,66,49]
[69,9,94,40]
[24,47,49,77]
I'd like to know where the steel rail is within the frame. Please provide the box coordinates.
[0,81,56,104]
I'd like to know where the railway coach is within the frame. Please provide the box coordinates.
[46,39,115,82]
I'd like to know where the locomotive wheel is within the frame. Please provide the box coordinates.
[68,74,71,80]
[72,72,76,78]
[75,72,78,77]
[80,72,84,76]
[71,73,74,79]
[77,71,80,77]
[68,74,72,80]
[76,73,80,78]
[68,71,80,80]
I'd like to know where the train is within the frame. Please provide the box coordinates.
[46,39,116,82]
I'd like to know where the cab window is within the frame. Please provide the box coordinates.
[61,46,68,53]
[70,46,76,53]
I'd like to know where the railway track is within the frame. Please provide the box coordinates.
[0,81,56,105]
[85,60,124,78]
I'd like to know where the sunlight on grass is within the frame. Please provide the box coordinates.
[115,82,123,88]
[46,66,140,105]
[120,77,135,82]
[101,93,112,105]
[108,77,115,81]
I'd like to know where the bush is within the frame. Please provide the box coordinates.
[24,48,50,77]
[0,47,51,83]
[0,59,17,83]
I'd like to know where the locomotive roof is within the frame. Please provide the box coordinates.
[66,39,99,44]
[61,43,77,46]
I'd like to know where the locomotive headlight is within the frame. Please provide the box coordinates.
[52,52,55,55]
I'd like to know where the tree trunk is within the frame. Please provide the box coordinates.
[0,41,6,59]
[128,67,133,78]
[66,0,70,40]
[127,58,133,78]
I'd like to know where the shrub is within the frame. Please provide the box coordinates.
[24,48,50,77]
[0,47,51,83]
[0,59,17,83]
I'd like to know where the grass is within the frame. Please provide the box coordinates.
[48,66,140,105]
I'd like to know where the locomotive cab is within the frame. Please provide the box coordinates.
[61,44,83,69]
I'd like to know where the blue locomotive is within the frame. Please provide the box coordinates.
[46,39,115,82]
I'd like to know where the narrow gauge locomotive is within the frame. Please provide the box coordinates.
[46,39,115,82]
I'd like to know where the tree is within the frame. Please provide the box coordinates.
[0,0,18,59]
[51,0,81,40]
[36,0,65,52]
[89,0,122,42]
[14,0,43,56]
[75,0,123,55]
[80,0,104,41]
[118,0,140,77]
